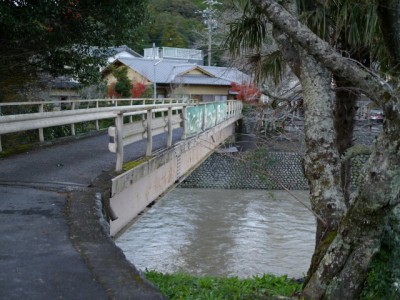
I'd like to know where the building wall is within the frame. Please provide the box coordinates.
[104,68,151,85]
[171,85,229,96]
[103,63,235,101]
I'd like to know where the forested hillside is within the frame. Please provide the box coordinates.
[132,0,231,66]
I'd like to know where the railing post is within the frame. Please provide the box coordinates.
[202,104,206,131]
[70,101,76,136]
[167,107,173,147]
[215,103,218,126]
[146,109,153,156]
[142,99,146,120]
[129,100,133,123]
[39,103,44,142]
[0,106,2,152]
[182,106,187,139]
[115,112,124,172]
[95,100,100,131]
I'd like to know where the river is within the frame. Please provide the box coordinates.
[116,188,315,279]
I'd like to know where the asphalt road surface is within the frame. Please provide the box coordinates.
[0,131,181,299]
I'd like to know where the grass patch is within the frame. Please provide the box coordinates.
[123,157,152,171]
[144,270,302,299]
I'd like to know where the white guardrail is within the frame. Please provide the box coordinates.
[0,98,243,171]
[0,98,194,152]
[108,100,243,171]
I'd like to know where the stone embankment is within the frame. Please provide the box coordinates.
[180,125,375,190]
[180,152,308,190]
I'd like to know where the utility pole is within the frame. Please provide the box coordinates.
[153,42,157,100]
[199,0,220,66]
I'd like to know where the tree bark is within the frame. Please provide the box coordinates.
[302,122,400,299]
[249,0,400,298]
[333,78,358,207]
[299,53,345,286]
[272,1,345,286]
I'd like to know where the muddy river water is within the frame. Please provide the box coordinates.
[116,188,315,278]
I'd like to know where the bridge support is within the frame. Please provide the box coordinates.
[108,117,240,237]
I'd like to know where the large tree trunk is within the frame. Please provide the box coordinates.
[272,0,345,287]
[299,53,345,285]
[302,120,400,299]
[250,0,400,298]
[333,78,358,207]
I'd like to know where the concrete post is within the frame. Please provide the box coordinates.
[202,104,206,131]
[129,100,133,123]
[0,106,2,152]
[142,99,146,120]
[115,113,124,172]
[146,109,153,156]
[95,100,100,131]
[215,103,218,126]
[167,107,173,147]
[39,103,44,142]
[182,106,187,139]
[70,102,76,136]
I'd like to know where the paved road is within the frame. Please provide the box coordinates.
[0,131,182,299]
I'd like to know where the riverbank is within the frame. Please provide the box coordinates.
[144,270,302,300]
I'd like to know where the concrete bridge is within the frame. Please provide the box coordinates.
[0,98,242,299]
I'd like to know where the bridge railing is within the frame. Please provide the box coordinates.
[0,98,242,170]
[0,98,194,152]
[108,100,243,171]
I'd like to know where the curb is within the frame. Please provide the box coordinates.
[66,184,166,299]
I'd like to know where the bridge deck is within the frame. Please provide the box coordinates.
[0,131,181,299]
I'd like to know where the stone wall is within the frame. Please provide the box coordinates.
[180,151,368,190]
[179,152,308,190]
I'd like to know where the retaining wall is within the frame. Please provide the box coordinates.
[180,151,368,190]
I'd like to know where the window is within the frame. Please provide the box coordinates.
[202,95,214,102]
[215,95,227,101]
[202,95,227,102]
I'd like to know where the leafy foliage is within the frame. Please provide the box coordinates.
[0,0,148,100]
[297,0,387,69]
[145,270,302,299]
[134,0,205,51]
[130,82,147,98]
[361,212,400,300]
[112,67,132,98]
[107,66,149,98]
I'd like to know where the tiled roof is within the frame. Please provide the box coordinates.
[115,57,250,86]
[171,74,232,86]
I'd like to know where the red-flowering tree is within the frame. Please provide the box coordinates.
[130,82,147,98]
[230,82,261,102]
[107,81,148,98]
